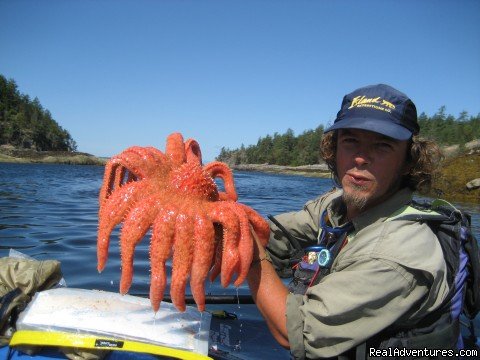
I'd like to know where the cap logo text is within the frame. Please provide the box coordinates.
[348,95,396,113]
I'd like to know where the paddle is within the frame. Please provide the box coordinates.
[267,214,304,265]
[131,293,256,304]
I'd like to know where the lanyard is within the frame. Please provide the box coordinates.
[304,210,353,268]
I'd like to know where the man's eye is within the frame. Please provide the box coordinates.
[376,142,393,150]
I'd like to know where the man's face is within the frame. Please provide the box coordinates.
[336,129,410,218]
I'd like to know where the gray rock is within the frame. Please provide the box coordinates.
[466,178,480,190]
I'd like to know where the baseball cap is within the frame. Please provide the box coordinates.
[324,84,419,140]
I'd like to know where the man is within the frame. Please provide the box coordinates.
[247,84,448,359]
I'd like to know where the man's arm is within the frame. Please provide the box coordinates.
[247,231,291,348]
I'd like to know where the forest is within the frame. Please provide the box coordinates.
[0,74,77,152]
[217,109,480,166]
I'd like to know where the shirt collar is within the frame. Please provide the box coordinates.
[326,187,414,232]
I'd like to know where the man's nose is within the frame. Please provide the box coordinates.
[353,147,371,166]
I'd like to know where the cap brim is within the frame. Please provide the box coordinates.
[324,118,413,140]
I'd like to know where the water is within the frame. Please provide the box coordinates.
[1,163,479,358]
[0,163,340,294]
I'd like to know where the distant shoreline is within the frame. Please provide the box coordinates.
[232,163,331,178]
[0,145,106,166]
[0,145,331,176]
[0,149,330,177]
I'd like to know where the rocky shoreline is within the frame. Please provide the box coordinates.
[429,149,480,204]
[232,163,331,177]
[0,145,106,166]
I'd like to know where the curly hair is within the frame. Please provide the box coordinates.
[320,131,443,193]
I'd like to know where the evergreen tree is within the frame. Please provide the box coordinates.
[0,74,77,151]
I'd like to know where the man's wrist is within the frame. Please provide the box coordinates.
[250,251,272,268]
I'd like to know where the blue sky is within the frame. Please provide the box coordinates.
[1,0,479,161]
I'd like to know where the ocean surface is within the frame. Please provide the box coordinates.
[1,163,479,358]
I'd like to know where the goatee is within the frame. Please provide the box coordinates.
[343,184,369,211]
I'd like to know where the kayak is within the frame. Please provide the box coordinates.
[1,251,478,359]
[2,288,290,360]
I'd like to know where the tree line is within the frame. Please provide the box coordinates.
[0,74,77,151]
[217,109,480,166]
[217,126,325,166]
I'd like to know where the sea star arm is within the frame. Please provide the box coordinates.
[169,212,194,312]
[165,132,186,166]
[190,213,215,312]
[185,138,202,165]
[204,162,238,201]
[207,204,241,288]
[99,146,167,204]
[149,205,177,312]
[118,196,161,294]
[229,203,254,287]
[97,181,152,272]
[237,203,270,247]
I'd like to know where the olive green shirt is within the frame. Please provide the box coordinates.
[267,188,449,359]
